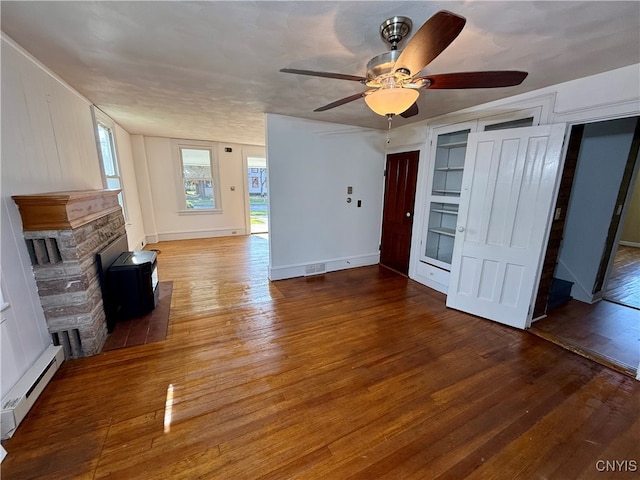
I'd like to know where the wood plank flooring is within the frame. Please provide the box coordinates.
[2,236,639,479]
[605,245,640,309]
[531,300,639,376]
[531,244,639,377]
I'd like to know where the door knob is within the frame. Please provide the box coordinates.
[457,226,465,232]
[406,212,411,217]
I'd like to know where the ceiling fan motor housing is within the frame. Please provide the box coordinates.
[380,16,413,49]
[366,50,401,82]
[366,17,415,86]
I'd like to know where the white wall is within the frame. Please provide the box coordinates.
[0,37,104,396]
[266,114,385,280]
[114,124,146,250]
[620,171,640,246]
[130,135,159,243]
[555,117,637,302]
[134,137,253,243]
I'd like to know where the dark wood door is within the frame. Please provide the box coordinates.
[380,151,420,275]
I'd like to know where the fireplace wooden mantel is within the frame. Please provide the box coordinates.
[12,189,122,231]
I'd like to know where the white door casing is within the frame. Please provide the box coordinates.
[446,124,567,329]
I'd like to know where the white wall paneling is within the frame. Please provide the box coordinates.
[0,37,103,397]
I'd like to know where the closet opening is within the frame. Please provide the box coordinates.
[531,116,640,376]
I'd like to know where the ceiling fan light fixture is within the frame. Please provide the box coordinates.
[364,87,419,116]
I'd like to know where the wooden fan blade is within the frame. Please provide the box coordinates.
[420,71,528,89]
[400,102,419,118]
[314,92,367,112]
[280,68,366,82]
[394,10,466,77]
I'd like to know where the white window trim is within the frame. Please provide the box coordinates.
[91,106,128,220]
[172,139,223,214]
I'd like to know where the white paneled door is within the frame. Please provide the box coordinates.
[446,124,566,329]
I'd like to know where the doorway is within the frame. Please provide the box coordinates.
[531,115,640,376]
[603,167,640,310]
[247,156,268,235]
[380,151,419,275]
[604,245,640,309]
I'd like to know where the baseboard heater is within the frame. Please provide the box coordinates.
[1,344,64,439]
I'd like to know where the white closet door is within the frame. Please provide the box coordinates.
[446,124,566,328]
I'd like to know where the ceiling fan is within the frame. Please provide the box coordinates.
[280,10,528,118]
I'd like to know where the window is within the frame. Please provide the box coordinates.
[174,140,221,212]
[92,107,126,218]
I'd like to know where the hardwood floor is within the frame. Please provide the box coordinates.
[2,236,639,479]
[605,245,640,310]
[531,300,640,377]
[531,244,639,377]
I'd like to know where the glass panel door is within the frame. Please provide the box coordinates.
[432,129,469,197]
[421,125,472,270]
[425,202,459,265]
[247,156,268,234]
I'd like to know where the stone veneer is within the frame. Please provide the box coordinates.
[12,190,125,358]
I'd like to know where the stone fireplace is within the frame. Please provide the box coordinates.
[12,189,125,358]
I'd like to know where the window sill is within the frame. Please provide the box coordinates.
[178,209,223,215]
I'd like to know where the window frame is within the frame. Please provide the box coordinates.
[172,139,222,214]
[92,107,127,219]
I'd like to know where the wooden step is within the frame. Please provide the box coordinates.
[548,277,573,309]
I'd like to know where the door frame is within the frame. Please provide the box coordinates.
[594,118,640,295]
[533,115,640,318]
[241,147,268,235]
[386,143,429,278]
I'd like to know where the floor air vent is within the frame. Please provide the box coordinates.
[305,263,326,276]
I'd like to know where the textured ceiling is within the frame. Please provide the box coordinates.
[2,1,639,146]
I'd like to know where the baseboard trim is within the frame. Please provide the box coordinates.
[619,241,640,248]
[269,253,380,281]
[156,228,248,242]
